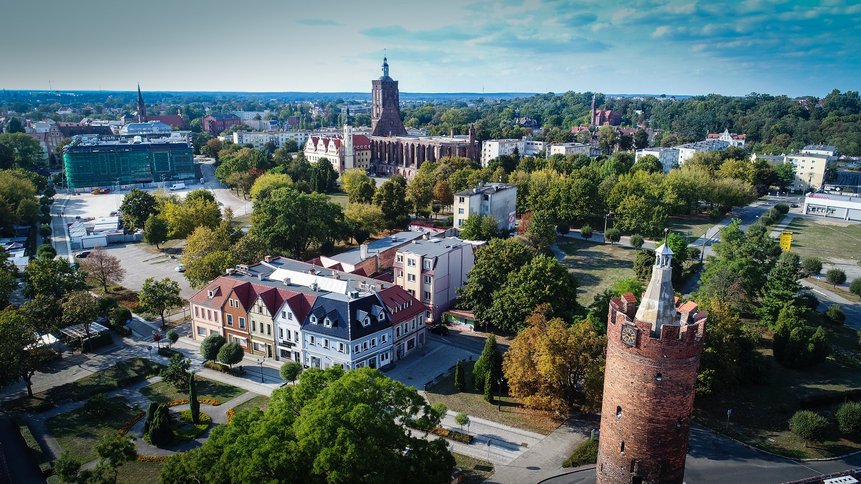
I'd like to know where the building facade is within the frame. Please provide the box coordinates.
[202,114,242,134]
[233,130,310,151]
[303,125,372,173]
[379,285,427,361]
[549,142,592,157]
[803,192,861,221]
[480,138,545,166]
[596,244,707,484]
[635,147,680,173]
[371,57,408,137]
[706,128,746,147]
[676,139,730,165]
[394,238,475,322]
[454,183,517,233]
[62,134,194,189]
[316,230,425,275]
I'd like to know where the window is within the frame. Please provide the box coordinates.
[458,196,465,203]
[620,441,625,455]
[323,339,329,349]
[324,317,332,328]
[407,338,415,350]
[378,313,385,322]
[281,311,286,319]
[239,317,246,329]
[382,334,388,344]
[227,314,233,326]
[339,342,345,353]
[424,275,431,284]
[194,307,199,317]
[396,254,403,262]
[396,326,401,337]
[408,289,415,297]
[363,341,369,351]
[267,324,271,335]
[655,373,663,382]
[354,345,360,354]
[294,330,299,341]
[616,406,622,418]
[310,315,317,324]
[407,258,416,267]
[197,326,206,336]
[252,320,256,332]
[207,309,212,321]
[424,259,432,270]
[363,317,371,327]
[381,352,390,363]
[279,328,283,338]
[371,338,377,348]
[309,335,316,346]
[408,274,416,282]
[411,319,416,330]
[288,312,293,320]
[423,291,431,302]
[457,208,464,214]
[425,311,431,320]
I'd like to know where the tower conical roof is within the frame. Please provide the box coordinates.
[635,243,677,332]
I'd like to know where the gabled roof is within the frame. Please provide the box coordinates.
[189,277,244,309]
[378,285,426,325]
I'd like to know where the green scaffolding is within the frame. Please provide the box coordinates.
[63,142,194,189]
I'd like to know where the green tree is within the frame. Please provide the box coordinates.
[0,308,55,397]
[143,214,169,249]
[826,268,847,286]
[138,277,183,327]
[406,174,435,218]
[789,410,828,447]
[0,133,43,169]
[773,304,830,369]
[167,329,179,348]
[455,412,469,432]
[604,227,621,245]
[802,257,823,276]
[634,128,649,150]
[62,290,99,342]
[826,304,846,325]
[342,169,376,203]
[280,361,303,384]
[473,334,502,391]
[161,367,454,483]
[774,163,795,192]
[4,118,24,133]
[580,224,593,239]
[308,158,339,194]
[851,278,861,297]
[94,433,137,482]
[181,224,236,288]
[250,172,293,200]
[374,175,411,229]
[757,252,802,327]
[36,243,56,260]
[200,334,226,361]
[433,179,454,210]
[146,403,173,446]
[454,360,465,392]
[23,256,86,299]
[0,253,16,309]
[54,451,82,483]
[162,353,191,391]
[483,371,494,403]
[218,342,244,369]
[459,214,498,241]
[161,197,221,239]
[836,402,861,435]
[598,125,619,154]
[695,298,764,396]
[630,234,645,248]
[119,189,158,230]
[344,203,385,245]
[458,239,535,329]
[525,210,556,253]
[631,154,663,174]
[251,187,345,259]
[189,372,200,424]
[231,233,270,265]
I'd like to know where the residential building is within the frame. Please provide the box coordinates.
[202,114,242,134]
[548,142,592,157]
[801,144,838,157]
[802,193,861,221]
[189,278,243,340]
[316,230,425,275]
[676,139,730,165]
[248,287,279,359]
[480,138,545,166]
[233,130,310,151]
[706,128,746,148]
[787,151,834,191]
[221,283,253,352]
[454,182,517,233]
[635,147,680,173]
[62,134,194,189]
[24,120,63,162]
[393,238,475,322]
[303,125,372,173]
[274,290,313,363]
[379,285,427,361]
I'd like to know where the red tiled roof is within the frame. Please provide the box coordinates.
[621,293,637,304]
[378,286,426,325]
[189,277,243,308]
[678,301,698,313]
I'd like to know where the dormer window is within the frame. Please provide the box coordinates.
[207,290,214,298]
[377,313,385,322]
[362,317,371,327]
[310,315,318,324]
[324,317,332,328]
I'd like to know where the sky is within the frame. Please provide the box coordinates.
[2,0,859,97]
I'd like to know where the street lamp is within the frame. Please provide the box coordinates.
[257,358,264,383]
[603,212,613,243]
[497,378,503,412]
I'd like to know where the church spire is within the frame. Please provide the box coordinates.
[382,54,390,78]
[634,241,677,333]
[136,84,146,122]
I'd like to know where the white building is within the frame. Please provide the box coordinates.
[454,182,517,233]
[480,138,545,166]
[548,142,592,157]
[801,145,838,157]
[303,125,371,173]
[803,192,861,221]
[635,147,680,173]
[751,147,837,192]
[394,238,475,322]
[676,139,730,165]
[232,130,310,151]
[706,129,746,148]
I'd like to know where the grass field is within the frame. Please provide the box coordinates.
[695,324,861,459]
[783,218,861,263]
[232,394,270,415]
[558,238,638,306]
[116,461,165,484]
[46,397,140,462]
[666,213,718,241]
[453,452,494,483]
[4,358,162,413]
[328,193,349,206]
[140,377,245,405]
[424,361,562,435]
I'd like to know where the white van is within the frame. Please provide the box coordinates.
[169,182,186,191]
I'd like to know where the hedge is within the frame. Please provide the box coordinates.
[563,438,599,467]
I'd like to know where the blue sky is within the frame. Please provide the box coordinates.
[2,0,859,96]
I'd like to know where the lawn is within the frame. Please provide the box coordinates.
[140,376,246,405]
[665,213,718,242]
[453,452,494,483]
[557,239,638,306]
[804,277,861,303]
[232,394,270,415]
[328,193,349,206]
[783,218,861,264]
[116,460,165,484]
[4,358,163,413]
[46,397,140,462]
[695,324,861,459]
[424,360,562,435]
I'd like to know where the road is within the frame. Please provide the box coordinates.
[541,426,861,483]
[197,160,252,218]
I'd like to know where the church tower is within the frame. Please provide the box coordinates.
[596,243,707,484]
[136,84,147,123]
[371,56,407,137]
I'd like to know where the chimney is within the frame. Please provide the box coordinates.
[311,282,319,292]
[360,243,368,260]
[264,255,272,263]
[257,273,264,281]
[282,277,291,285]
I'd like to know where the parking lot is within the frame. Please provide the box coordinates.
[99,242,196,298]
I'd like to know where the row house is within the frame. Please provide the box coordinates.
[379,285,427,361]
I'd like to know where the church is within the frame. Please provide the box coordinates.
[369,57,478,179]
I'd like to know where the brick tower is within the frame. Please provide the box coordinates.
[371,56,407,137]
[596,243,707,484]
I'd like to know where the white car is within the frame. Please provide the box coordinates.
[175,264,185,272]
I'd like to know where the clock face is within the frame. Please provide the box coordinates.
[621,324,638,347]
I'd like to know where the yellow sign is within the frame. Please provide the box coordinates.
[779,231,793,252]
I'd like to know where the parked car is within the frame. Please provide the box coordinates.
[75,250,91,259]
[791,203,799,208]
[429,324,450,336]
[169,182,186,191]
[175,264,185,272]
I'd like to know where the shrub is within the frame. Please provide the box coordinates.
[189,373,200,425]
[218,342,244,368]
[826,304,846,325]
[775,203,790,214]
[826,268,847,286]
[161,354,191,392]
[455,412,469,431]
[110,306,132,327]
[580,224,592,239]
[280,361,303,384]
[795,291,819,311]
[688,247,701,261]
[836,402,861,435]
[454,360,465,392]
[84,394,113,417]
[430,426,473,444]
[167,329,179,348]
[556,223,570,235]
[604,227,621,244]
[146,404,172,446]
[39,224,52,238]
[563,438,599,467]
[629,234,644,249]
[36,244,56,260]
[802,257,823,276]
[157,347,181,358]
[789,410,828,445]
[850,278,861,297]
[200,334,226,362]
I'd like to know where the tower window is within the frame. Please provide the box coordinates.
[655,373,663,382]
[620,441,625,455]
[616,406,622,418]
[676,418,682,429]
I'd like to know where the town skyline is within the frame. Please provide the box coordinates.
[2,0,860,97]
